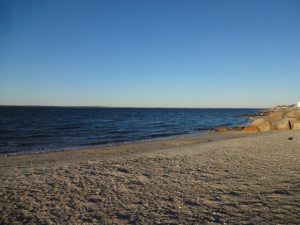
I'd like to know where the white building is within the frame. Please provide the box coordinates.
[297,102,300,107]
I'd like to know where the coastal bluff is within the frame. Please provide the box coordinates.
[216,105,300,133]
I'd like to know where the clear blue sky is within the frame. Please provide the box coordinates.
[0,0,299,108]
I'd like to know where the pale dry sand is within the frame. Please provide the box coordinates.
[0,131,300,224]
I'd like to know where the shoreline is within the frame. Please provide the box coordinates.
[0,130,211,156]
[0,107,260,155]
[0,131,256,168]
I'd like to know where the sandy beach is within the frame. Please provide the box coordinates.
[1,130,300,224]
[2,0,300,224]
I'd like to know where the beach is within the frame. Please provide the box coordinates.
[1,130,300,224]
[2,0,300,224]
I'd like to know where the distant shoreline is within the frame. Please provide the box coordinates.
[0,105,263,109]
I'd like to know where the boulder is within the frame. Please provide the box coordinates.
[286,110,300,120]
[258,111,270,116]
[251,118,266,126]
[292,122,300,130]
[242,125,259,132]
[274,118,291,130]
[250,118,271,132]
[215,127,231,132]
[258,121,271,132]
[268,111,284,121]
[240,113,257,117]
[231,126,244,131]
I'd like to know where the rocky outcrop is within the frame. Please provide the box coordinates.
[258,121,271,132]
[273,118,291,130]
[292,122,300,130]
[246,106,300,132]
[241,126,259,132]
[239,111,270,118]
[216,105,300,133]
[286,110,300,120]
[251,118,266,126]
[268,111,284,121]
[249,118,271,132]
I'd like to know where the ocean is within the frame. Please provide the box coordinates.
[0,107,260,154]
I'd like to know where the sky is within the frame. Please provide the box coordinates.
[0,0,299,108]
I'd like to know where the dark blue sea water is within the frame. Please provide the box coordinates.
[0,107,260,154]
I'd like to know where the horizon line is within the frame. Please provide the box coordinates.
[0,104,266,109]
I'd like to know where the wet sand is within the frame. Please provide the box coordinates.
[1,131,300,224]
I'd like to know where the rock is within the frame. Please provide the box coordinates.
[116,212,130,220]
[274,118,291,130]
[231,126,244,131]
[250,119,271,132]
[258,111,270,116]
[194,128,208,131]
[258,121,271,132]
[273,189,291,195]
[183,198,200,206]
[213,215,223,224]
[87,196,102,203]
[292,122,300,130]
[288,137,293,140]
[268,111,284,121]
[228,191,240,196]
[239,113,257,118]
[117,167,129,173]
[215,127,231,132]
[286,110,300,120]
[242,126,259,132]
[251,118,266,126]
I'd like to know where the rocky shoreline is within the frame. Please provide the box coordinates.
[215,106,300,133]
